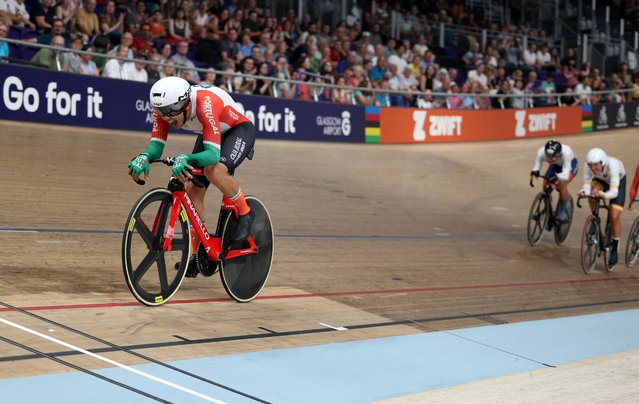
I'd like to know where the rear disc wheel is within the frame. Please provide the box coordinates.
[219,196,274,302]
[554,196,574,245]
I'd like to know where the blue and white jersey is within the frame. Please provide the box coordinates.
[531,144,577,181]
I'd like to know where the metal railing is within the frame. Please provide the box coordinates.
[2,37,635,109]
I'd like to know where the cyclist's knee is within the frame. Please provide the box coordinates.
[186,182,206,197]
[611,205,623,220]
[204,163,230,186]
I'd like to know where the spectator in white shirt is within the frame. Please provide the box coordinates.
[523,42,538,67]
[387,44,408,74]
[102,45,129,79]
[467,63,488,88]
[536,43,552,69]
[574,76,592,105]
[1,0,35,30]
[122,54,148,82]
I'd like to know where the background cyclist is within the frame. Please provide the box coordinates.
[578,148,627,266]
[127,76,256,250]
[530,139,578,223]
[629,162,639,210]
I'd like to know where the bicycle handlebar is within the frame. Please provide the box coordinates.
[576,194,606,209]
[529,174,557,188]
[132,157,205,188]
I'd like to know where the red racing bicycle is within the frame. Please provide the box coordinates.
[122,157,274,305]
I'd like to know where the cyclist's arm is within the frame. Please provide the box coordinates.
[531,147,544,173]
[602,163,621,200]
[186,92,222,167]
[580,162,593,195]
[143,112,168,159]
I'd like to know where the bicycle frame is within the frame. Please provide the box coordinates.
[579,195,611,249]
[533,175,557,221]
[159,168,258,262]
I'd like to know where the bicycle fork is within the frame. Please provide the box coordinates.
[162,194,184,252]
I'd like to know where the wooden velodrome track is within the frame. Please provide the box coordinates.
[1,119,639,399]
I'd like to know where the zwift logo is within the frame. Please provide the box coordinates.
[411,110,462,141]
[514,111,557,137]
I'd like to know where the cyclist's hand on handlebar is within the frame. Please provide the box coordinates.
[128,153,150,181]
[171,154,193,181]
[596,190,606,199]
[529,170,539,187]
[578,190,588,198]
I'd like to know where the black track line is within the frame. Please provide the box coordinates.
[0,335,170,403]
[2,298,638,363]
[0,301,270,404]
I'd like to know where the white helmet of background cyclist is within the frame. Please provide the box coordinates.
[586,148,608,166]
[149,76,191,116]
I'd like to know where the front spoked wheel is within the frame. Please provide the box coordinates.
[626,217,639,267]
[580,216,599,274]
[122,188,191,306]
[527,193,549,246]
[220,196,274,302]
[554,196,574,245]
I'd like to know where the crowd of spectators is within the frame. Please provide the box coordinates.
[1,0,639,109]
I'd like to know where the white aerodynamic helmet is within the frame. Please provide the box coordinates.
[586,147,608,166]
[149,76,191,116]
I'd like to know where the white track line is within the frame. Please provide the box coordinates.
[0,316,226,404]
[319,322,348,331]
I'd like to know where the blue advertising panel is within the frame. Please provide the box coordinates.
[0,64,365,142]
[0,63,152,131]
[233,93,365,142]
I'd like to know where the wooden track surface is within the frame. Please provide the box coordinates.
[1,120,639,391]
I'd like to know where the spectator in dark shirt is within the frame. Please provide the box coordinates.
[219,27,240,64]
[32,0,56,34]
[196,27,222,68]
[560,47,577,67]
[126,0,148,35]
[38,17,69,46]
[242,9,261,41]
[254,62,274,96]
[146,52,162,84]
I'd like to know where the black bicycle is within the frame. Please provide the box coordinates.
[577,195,614,274]
[626,199,639,267]
[527,175,574,246]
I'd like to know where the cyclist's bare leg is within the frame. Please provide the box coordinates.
[185,183,207,221]
[204,163,240,198]
[556,179,571,202]
[610,205,622,239]
[205,163,253,241]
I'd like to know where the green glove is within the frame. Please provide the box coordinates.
[172,154,192,177]
[128,153,150,177]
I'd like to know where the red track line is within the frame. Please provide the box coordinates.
[2,276,638,313]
